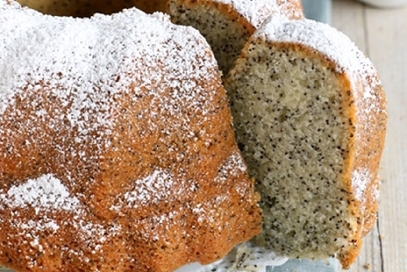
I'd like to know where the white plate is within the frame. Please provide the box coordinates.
[0,243,339,272]
[174,243,339,272]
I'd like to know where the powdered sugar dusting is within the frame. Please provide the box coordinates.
[214,0,302,28]
[0,0,221,216]
[20,218,60,233]
[215,151,247,183]
[351,168,370,201]
[256,16,381,100]
[124,169,174,207]
[0,173,122,265]
[0,174,80,211]
[372,182,380,202]
[0,1,218,145]
[0,1,216,264]
[0,2,260,270]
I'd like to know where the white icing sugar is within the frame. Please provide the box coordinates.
[0,2,224,250]
[20,218,60,233]
[29,238,43,253]
[256,16,382,99]
[0,2,256,269]
[140,211,179,241]
[372,182,380,202]
[1,173,123,260]
[0,174,80,211]
[119,152,248,211]
[215,151,247,183]
[351,168,370,201]
[0,1,219,148]
[124,169,174,207]
[214,0,301,28]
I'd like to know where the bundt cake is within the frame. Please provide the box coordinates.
[168,0,304,76]
[15,0,168,16]
[224,16,387,268]
[0,1,262,271]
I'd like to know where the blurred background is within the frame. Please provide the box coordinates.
[303,0,407,24]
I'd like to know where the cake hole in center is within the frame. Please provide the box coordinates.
[15,0,164,17]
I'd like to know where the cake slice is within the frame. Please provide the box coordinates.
[168,0,303,76]
[224,16,387,268]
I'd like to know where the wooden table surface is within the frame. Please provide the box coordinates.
[331,1,407,271]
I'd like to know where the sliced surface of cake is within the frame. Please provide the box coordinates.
[225,16,387,268]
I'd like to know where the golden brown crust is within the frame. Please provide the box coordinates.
[338,67,387,269]
[0,2,261,271]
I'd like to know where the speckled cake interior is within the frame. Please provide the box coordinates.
[169,1,253,76]
[168,0,304,76]
[226,41,354,260]
[224,16,387,268]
